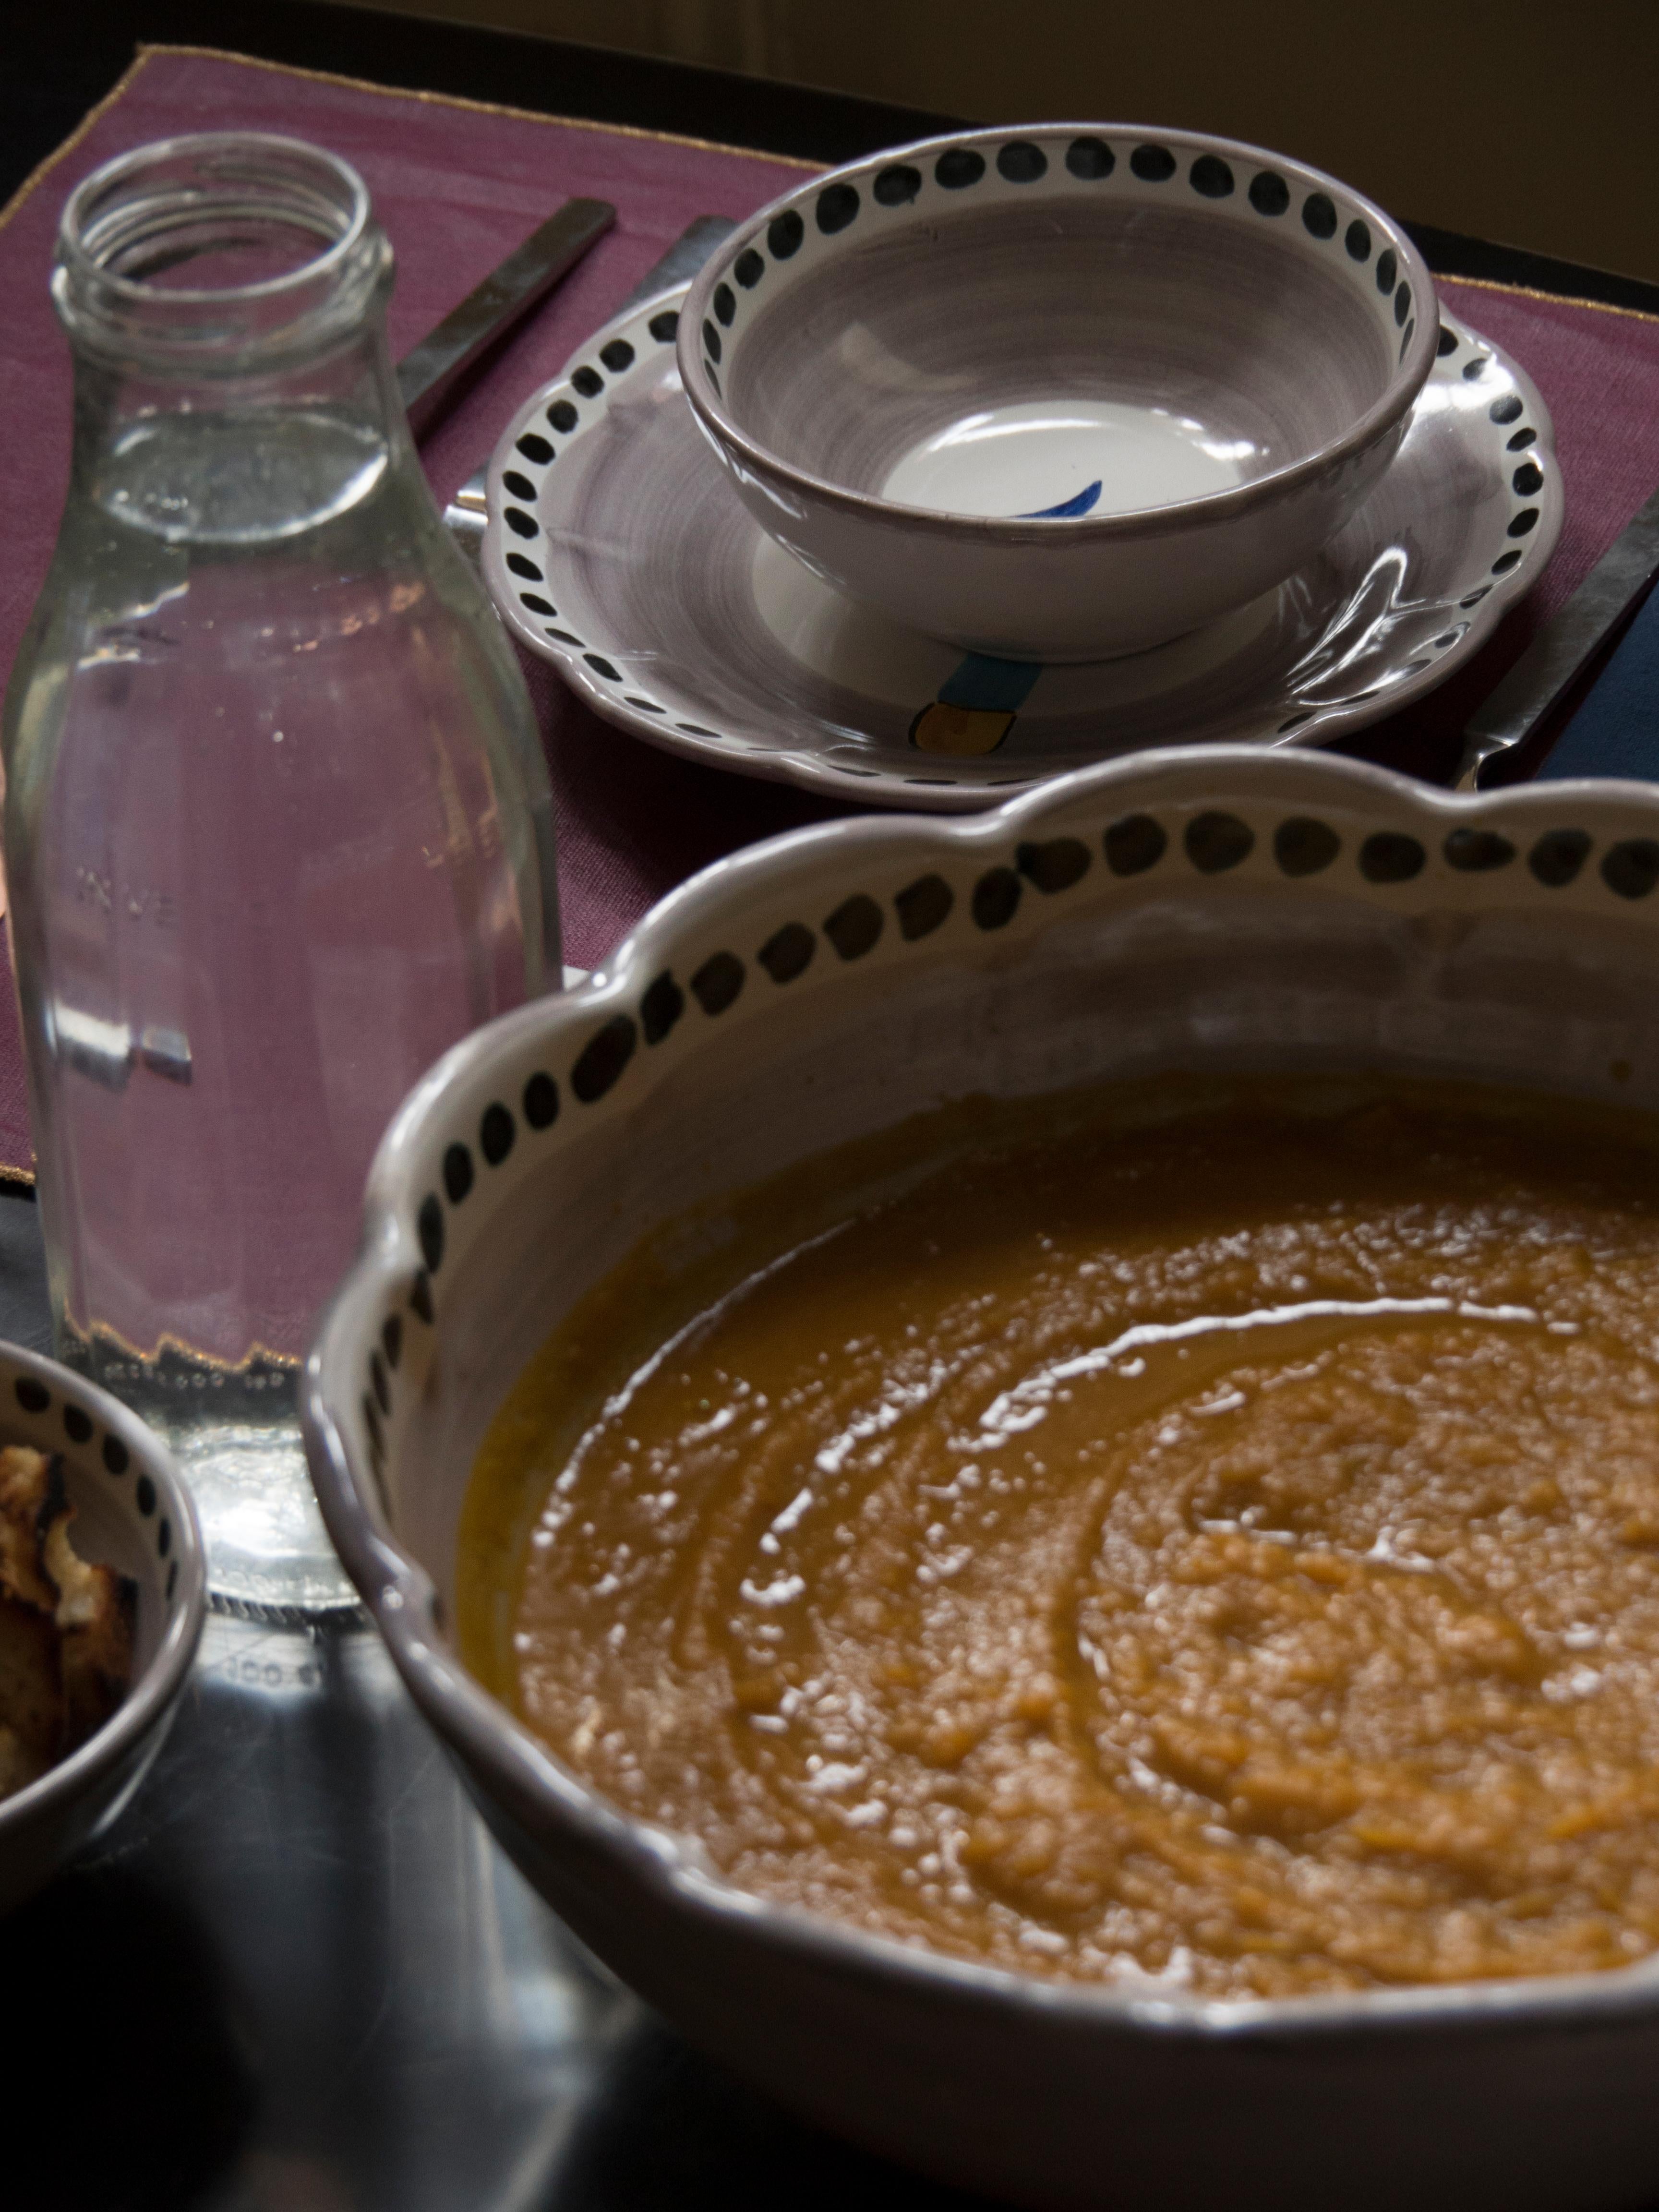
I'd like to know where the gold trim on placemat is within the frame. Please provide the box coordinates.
[0,51,156,239]
[1441,271,1659,329]
[136,43,828,173]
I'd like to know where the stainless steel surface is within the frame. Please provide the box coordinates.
[396,198,616,439]
[443,216,735,567]
[1456,483,1659,788]
[11,1555,956,2207]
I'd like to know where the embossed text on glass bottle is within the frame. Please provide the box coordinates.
[1,135,560,1606]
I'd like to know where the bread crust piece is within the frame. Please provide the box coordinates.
[0,1444,136,1803]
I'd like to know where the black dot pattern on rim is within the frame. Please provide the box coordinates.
[1104,814,1166,876]
[1346,218,1371,260]
[505,553,541,581]
[523,1071,559,1128]
[1509,427,1538,452]
[1277,713,1314,734]
[363,1395,383,1461]
[519,593,554,617]
[702,320,721,363]
[972,867,1022,930]
[166,1560,178,1599]
[1509,509,1540,538]
[599,338,634,373]
[1185,812,1254,874]
[1395,283,1411,327]
[1490,394,1524,425]
[1492,550,1524,575]
[705,365,721,398]
[1375,247,1397,293]
[895,875,954,940]
[648,308,679,342]
[1359,831,1426,884]
[1248,170,1289,216]
[1274,817,1341,877]
[547,400,578,433]
[1437,325,1458,357]
[383,1312,403,1371]
[64,1404,92,1444]
[137,1474,156,1517]
[936,147,986,189]
[769,210,805,257]
[1302,192,1337,239]
[15,1376,48,1414]
[515,433,553,465]
[734,248,764,287]
[823,894,883,960]
[371,1350,390,1415]
[758,922,815,983]
[504,509,536,540]
[641,971,685,1045]
[443,1143,473,1205]
[571,367,603,399]
[690,951,745,1014]
[103,1434,129,1475]
[625,696,663,712]
[1460,587,1492,608]
[1190,153,1233,197]
[1445,828,1516,873]
[1463,356,1489,380]
[712,282,735,326]
[158,1518,171,1559]
[1529,829,1592,888]
[1398,321,1415,361]
[874,163,921,205]
[410,1271,434,1325]
[1016,837,1090,893]
[573,1016,637,1102]
[817,183,859,233]
[1602,842,1659,900]
[1130,144,1176,182]
[480,1102,514,1166]
[1066,136,1115,180]
[1513,461,1544,496]
[418,1193,444,1273]
[585,654,621,680]
[546,628,584,647]
[998,140,1047,183]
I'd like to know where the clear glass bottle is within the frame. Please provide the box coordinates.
[2,134,560,1610]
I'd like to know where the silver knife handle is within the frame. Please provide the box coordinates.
[1459,485,1659,785]
[397,197,616,437]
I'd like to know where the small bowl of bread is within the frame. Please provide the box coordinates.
[0,1341,204,1912]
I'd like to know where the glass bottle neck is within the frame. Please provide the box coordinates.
[54,134,406,548]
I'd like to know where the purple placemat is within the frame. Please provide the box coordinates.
[3,47,1659,1182]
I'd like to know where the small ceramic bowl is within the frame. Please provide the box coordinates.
[678,125,1438,661]
[0,1344,205,1912]
[311,745,1659,2212]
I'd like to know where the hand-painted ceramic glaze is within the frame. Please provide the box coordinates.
[311,746,1659,2212]
[675,127,1440,660]
[484,300,1558,810]
[0,1344,204,1911]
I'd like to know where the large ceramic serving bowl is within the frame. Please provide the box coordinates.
[308,747,1659,2212]
[678,128,1438,661]
[0,1342,205,1911]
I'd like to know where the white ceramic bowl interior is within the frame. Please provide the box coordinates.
[311,747,1659,2212]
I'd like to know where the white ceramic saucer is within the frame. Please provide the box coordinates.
[483,291,1561,812]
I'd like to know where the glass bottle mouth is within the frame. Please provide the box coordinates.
[54,132,388,370]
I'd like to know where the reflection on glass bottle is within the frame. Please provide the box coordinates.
[2,135,560,1608]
